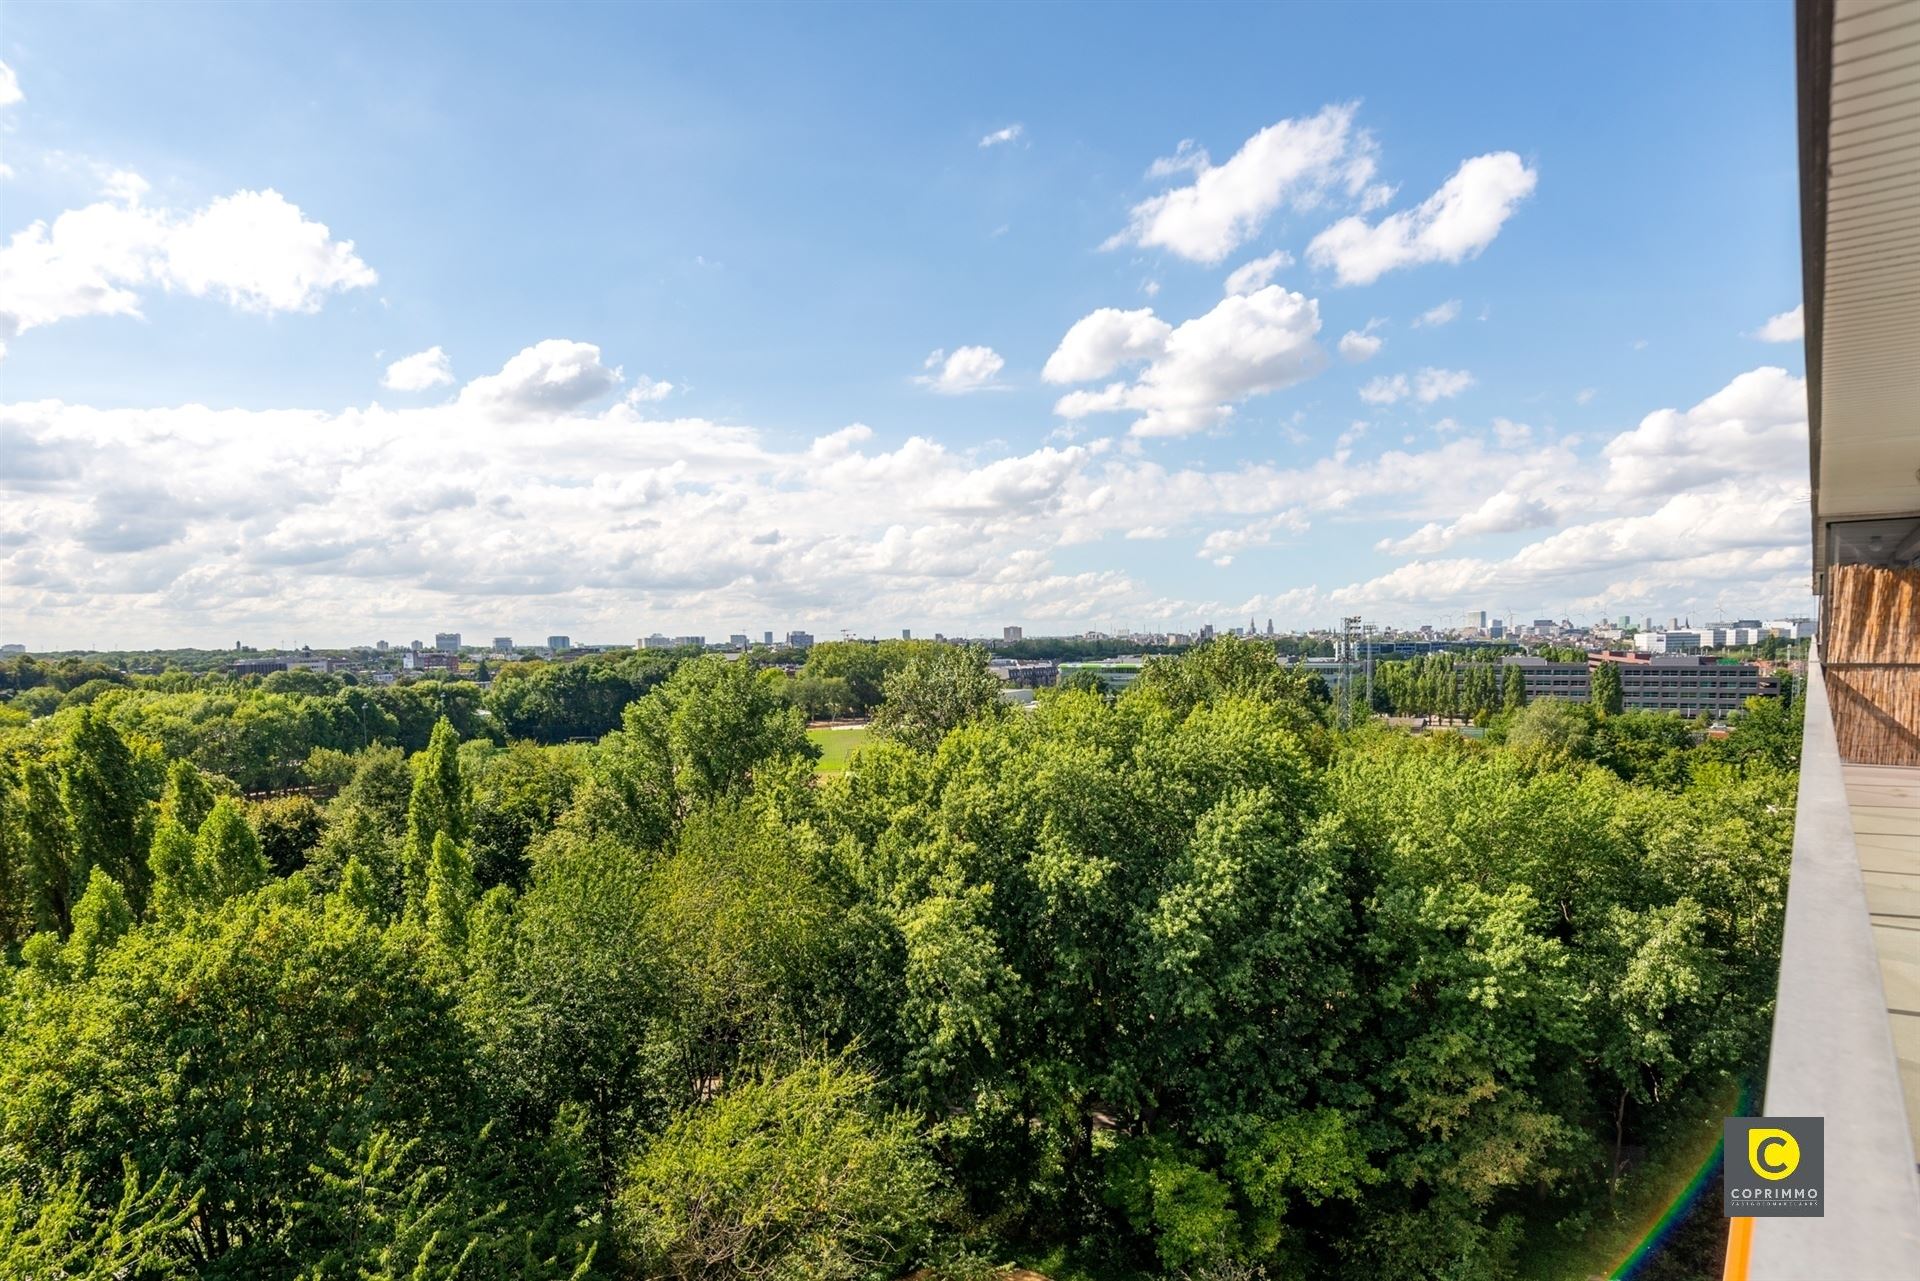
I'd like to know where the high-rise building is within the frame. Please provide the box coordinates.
[730,634,750,649]
[1470,610,1488,629]
[435,632,461,653]
[547,635,571,651]
[786,631,814,649]
[1004,625,1023,642]
[902,629,912,640]
[492,637,513,653]
[763,631,774,646]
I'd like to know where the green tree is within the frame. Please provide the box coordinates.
[193,797,269,904]
[405,718,467,912]
[615,1058,939,1281]
[247,795,325,877]
[1590,660,1624,717]
[158,759,217,838]
[424,831,475,950]
[61,868,134,980]
[17,760,76,935]
[870,644,1003,753]
[59,707,152,914]
[146,820,202,925]
[1502,662,1527,713]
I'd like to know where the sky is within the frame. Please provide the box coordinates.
[0,1,1813,649]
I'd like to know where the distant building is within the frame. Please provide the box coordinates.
[1199,624,1215,642]
[1635,630,1702,655]
[376,640,389,652]
[1469,610,1488,630]
[902,629,912,640]
[1004,625,1024,642]
[434,632,461,653]
[786,631,815,649]
[0,643,24,657]
[1494,653,1773,718]
[547,635,572,651]
[987,657,1057,688]
[230,658,288,677]
[1766,617,1818,640]
[763,631,774,646]
[405,651,458,672]
[493,637,513,653]
[640,634,674,650]
[730,633,750,649]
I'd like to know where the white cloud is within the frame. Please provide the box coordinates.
[1,360,1816,643]
[1307,151,1537,285]
[1042,308,1174,384]
[1106,103,1363,264]
[0,174,374,351]
[1359,374,1407,405]
[1754,303,1804,343]
[979,124,1024,148]
[626,375,676,404]
[0,61,20,108]
[1575,387,1597,406]
[1413,298,1461,327]
[458,339,623,413]
[1197,510,1309,566]
[1414,367,1474,403]
[1602,365,1805,498]
[917,345,1006,394]
[1338,320,1384,363]
[1223,250,1293,296]
[381,346,453,392]
[1358,366,1473,406]
[1047,286,1325,437]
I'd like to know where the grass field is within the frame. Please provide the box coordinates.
[807,724,871,773]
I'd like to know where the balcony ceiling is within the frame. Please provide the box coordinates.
[1810,0,1920,578]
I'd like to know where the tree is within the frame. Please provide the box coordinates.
[59,708,151,914]
[581,657,815,847]
[146,820,201,926]
[405,718,467,912]
[1590,661,1624,717]
[1504,698,1594,762]
[157,759,217,839]
[193,797,269,904]
[247,795,325,878]
[424,831,475,950]
[17,760,75,935]
[1502,663,1527,714]
[61,868,133,980]
[870,644,1003,753]
[615,1058,939,1281]
[0,897,582,1277]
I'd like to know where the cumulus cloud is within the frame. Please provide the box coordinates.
[1106,103,1368,264]
[382,346,453,391]
[1338,321,1384,363]
[1754,303,1804,342]
[1046,286,1325,437]
[458,339,623,413]
[1413,298,1461,327]
[626,375,676,404]
[1307,151,1537,285]
[1414,367,1474,402]
[0,173,374,352]
[979,124,1024,148]
[1359,374,1407,405]
[1223,250,1293,296]
[918,345,1006,394]
[2,347,1814,644]
[1197,510,1309,566]
[0,61,20,108]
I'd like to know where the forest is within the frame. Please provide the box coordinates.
[0,636,1799,1279]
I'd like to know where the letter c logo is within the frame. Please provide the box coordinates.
[1748,1128,1800,1181]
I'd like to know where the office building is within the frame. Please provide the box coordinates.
[434,632,461,653]
[1004,625,1023,642]
[492,637,513,653]
[547,635,572,651]
[786,631,814,649]
[730,634,750,649]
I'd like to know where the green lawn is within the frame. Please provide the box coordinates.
[807,724,870,773]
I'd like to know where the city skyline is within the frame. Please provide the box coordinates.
[1,3,1811,649]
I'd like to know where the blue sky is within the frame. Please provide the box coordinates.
[0,1,1812,648]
